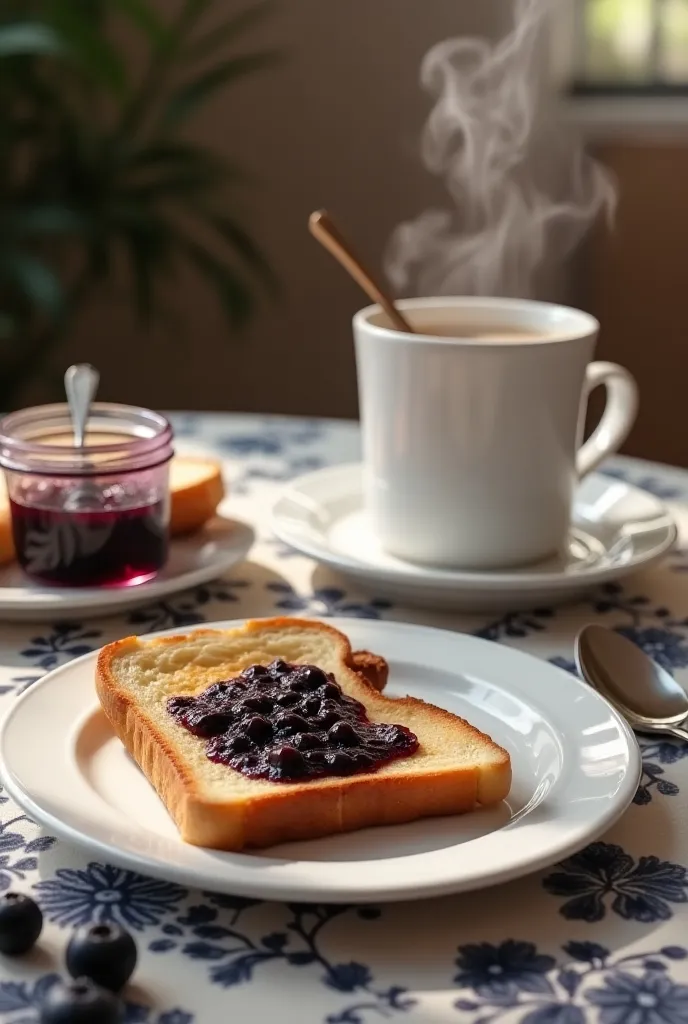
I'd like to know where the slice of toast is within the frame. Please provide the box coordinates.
[0,475,14,567]
[95,617,511,850]
[169,455,225,536]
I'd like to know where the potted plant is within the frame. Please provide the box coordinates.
[0,0,277,408]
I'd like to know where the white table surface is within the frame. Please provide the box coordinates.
[0,413,687,1024]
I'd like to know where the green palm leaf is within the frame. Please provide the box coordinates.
[206,212,277,294]
[123,230,161,322]
[0,252,64,316]
[0,0,278,404]
[0,23,65,58]
[0,205,85,236]
[123,140,234,170]
[121,143,247,194]
[184,1,272,63]
[112,0,168,48]
[0,313,16,341]
[45,1,128,94]
[162,51,280,128]
[122,163,232,200]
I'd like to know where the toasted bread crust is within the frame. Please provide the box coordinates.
[169,456,225,536]
[350,650,388,692]
[95,617,511,850]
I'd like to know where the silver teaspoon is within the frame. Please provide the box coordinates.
[63,363,101,510]
[576,623,688,742]
[64,363,99,449]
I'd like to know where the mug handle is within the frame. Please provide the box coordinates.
[577,361,639,479]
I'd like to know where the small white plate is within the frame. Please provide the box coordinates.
[0,617,640,904]
[272,465,677,611]
[0,518,254,621]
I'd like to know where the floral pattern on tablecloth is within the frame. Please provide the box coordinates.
[0,414,687,1022]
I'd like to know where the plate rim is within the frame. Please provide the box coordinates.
[0,616,641,903]
[0,518,254,616]
[272,463,677,591]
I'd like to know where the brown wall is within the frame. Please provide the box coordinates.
[41,5,688,467]
[584,140,688,467]
[51,0,509,418]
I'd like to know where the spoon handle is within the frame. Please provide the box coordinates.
[308,210,414,334]
[65,363,99,448]
[666,724,688,744]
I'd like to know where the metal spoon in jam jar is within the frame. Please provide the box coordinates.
[64,363,99,449]
[64,363,100,510]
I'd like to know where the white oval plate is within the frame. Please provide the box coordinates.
[0,518,254,621]
[0,617,640,903]
[272,465,677,611]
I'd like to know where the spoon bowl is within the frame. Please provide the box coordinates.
[576,623,688,741]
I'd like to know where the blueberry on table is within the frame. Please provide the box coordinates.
[40,978,123,1024]
[0,892,43,955]
[66,923,137,992]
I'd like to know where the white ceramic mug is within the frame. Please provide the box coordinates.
[353,297,638,569]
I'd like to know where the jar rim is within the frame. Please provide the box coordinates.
[0,402,174,475]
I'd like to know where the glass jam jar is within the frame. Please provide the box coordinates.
[0,403,174,587]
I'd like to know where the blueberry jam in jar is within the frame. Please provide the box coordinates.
[0,403,173,587]
[168,660,419,782]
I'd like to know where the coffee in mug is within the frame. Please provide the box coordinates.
[410,321,553,342]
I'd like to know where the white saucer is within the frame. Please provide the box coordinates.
[0,517,254,621]
[0,617,639,904]
[272,464,677,611]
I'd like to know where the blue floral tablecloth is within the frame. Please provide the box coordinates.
[1,413,688,1024]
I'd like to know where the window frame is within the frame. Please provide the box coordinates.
[561,0,688,96]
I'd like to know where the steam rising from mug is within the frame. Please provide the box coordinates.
[385,0,617,298]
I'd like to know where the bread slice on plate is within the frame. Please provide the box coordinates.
[95,617,511,851]
[168,455,225,536]
[0,474,15,567]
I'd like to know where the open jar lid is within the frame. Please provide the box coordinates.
[0,403,174,476]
